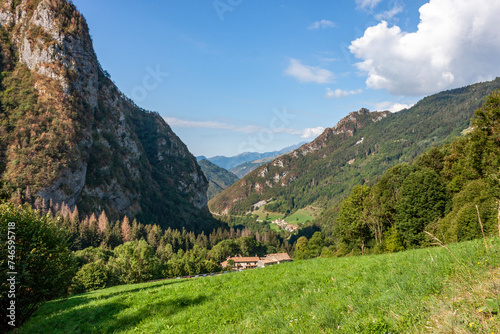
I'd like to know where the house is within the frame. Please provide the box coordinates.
[220,256,260,270]
[221,252,292,270]
[257,253,292,267]
[272,219,299,233]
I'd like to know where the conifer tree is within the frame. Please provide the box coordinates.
[97,210,109,235]
[121,216,131,242]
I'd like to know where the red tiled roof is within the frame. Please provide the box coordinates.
[266,253,291,261]
[261,258,278,264]
[229,257,260,263]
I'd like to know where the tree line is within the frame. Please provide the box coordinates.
[0,197,291,329]
[321,90,500,256]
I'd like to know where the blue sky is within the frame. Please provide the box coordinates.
[72,0,500,157]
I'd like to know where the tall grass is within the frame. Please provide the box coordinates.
[17,237,500,333]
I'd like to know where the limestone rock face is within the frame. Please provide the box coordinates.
[0,0,210,231]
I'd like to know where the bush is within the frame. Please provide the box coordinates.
[108,240,160,284]
[0,203,76,330]
[71,260,111,293]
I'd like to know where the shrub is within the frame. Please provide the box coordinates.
[0,203,76,330]
[71,260,111,293]
[108,240,160,284]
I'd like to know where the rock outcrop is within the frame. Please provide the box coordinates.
[0,0,212,231]
[209,108,388,215]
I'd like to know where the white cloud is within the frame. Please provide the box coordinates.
[308,19,336,30]
[356,0,382,10]
[325,88,363,98]
[164,117,323,138]
[349,0,500,96]
[374,4,403,20]
[299,127,325,138]
[320,57,338,63]
[164,117,260,133]
[284,59,334,83]
[373,101,414,112]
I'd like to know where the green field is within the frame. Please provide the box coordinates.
[252,206,284,221]
[19,238,500,333]
[253,205,320,225]
[284,206,321,224]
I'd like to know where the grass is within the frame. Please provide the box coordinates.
[252,206,284,221]
[253,205,320,225]
[284,206,321,224]
[18,238,500,333]
[269,222,281,232]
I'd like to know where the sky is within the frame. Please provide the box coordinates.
[71,0,500,157]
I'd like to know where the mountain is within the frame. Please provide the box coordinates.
[198,159,239,200]
[229,155,281,178]
[209,78,500,217]
[200,142,306,171]
[0,0,214,231]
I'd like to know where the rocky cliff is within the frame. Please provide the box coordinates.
[0,0,213,231]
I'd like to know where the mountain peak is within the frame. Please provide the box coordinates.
[0,0,214,231]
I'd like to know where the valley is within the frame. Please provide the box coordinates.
[2,0,500,333]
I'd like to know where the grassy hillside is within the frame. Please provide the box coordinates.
[19,238,500,333]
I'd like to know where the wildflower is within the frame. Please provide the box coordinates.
[469,322,474,327]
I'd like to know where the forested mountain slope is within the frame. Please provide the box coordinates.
[209,79,500,218]
[0,0,214,231]
[198,159,239,200]
[326,90,500,254]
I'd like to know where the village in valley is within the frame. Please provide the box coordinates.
[271,219,298,233]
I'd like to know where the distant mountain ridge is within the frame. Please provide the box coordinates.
[197,142,306,171]
[209,78,500,217]
[198,159,239,200]
[229,155,283,179]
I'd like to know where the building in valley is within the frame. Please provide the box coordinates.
[221,253,292,270]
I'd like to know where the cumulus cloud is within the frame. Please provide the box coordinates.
[349,0,500,96]
[164,117,323,138]
[373,101,414,113]
[325,88,363,98]
[284,59,334,83]
[298,127,325,138]
[308,19,336,30]
[356,0,382,10]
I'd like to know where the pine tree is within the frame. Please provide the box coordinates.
[121,215,131,242]
[97,210,109,235]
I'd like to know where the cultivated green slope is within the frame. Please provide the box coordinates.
[20,238,500,333]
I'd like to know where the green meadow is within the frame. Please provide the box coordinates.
[252,206,284,222]
[19,238,500,333]
[284,206,321,224]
